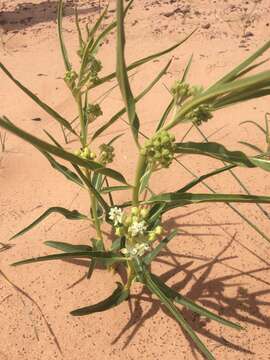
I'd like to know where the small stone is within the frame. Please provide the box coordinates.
[243,31,254,38]
[201,23,211,29]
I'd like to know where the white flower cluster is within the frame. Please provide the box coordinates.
[121,242,150,257]
[109,207,123,226]
[109,206,163,258]
[128,220,147,237]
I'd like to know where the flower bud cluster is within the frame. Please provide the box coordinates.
[64,70,78,91]
[86,103,103,123]
[171,81,204,101]
[109,206,163,258]
[88,56,102,84]
[186,104,213,126]
[74,146,96,160]
[98,143,115,165]
[141,130,176,169]
[171,81,190,101]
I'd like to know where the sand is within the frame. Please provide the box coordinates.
[1,1,270,359]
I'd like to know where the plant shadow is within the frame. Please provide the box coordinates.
[0,1,102,33]
[61,209,270,358]
[112,232,270,358]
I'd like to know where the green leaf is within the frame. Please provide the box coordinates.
[174,141,257,167]
[143,230,178,265]
[0,117,128,185]
[146,192,270,207]
[139,166,152,194]
[0,63,76,134]
[40,151,84,187]
[57,0,72,71]
[70,282,129,316]
[90,0,135,55]
[45,241,92,252]
[145,271,215,360]
[92,29,196,89]
[12,251,126,267]
[169,70,270,128]
[10,207,88,240]
[177,164,235,193]
[92,59,172,140]
[101,185,130,193]
[240,120,267,135]
[238,141,263,154]
[151,274,242,330]
[206,40,270,92]
[214,87,270,109]
[116,0,139,144]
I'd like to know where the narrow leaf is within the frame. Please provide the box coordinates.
[57,0,72,71]
[146,192,270,206]
[12,251,126,267]
[92,59,172,140]
[0,117,128,184]
[45,241,92,252]
[145,271,215,360]
[0,63,75,134]
[151,274,242,330]
[10,207,87,240]
[91,29,196,89]
[70,282,129,316]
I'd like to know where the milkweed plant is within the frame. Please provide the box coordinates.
[1,1,270,359]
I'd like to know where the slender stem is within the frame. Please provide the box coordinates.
[132,154,146,206]
[125,262,135,290]
[90,189,103,241]
[77,92,104,244]
[77,93,87,147]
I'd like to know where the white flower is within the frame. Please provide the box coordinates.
[129,220,147,237]
[135,243,150,256]
[109,207,123,226]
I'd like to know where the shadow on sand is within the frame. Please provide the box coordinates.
[0,1,102,33]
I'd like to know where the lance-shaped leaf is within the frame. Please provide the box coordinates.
[10,207,88,240]
[146,192,270,207]
[45,241,92,252]
[143,230,178,265]
[0,117,128,184]
[90,0,135,55]
[41,151,84,187]
[144,271,215,360]
[57,0,71,71]
[167,70,270,129]
[101,185,130,193]
[150,273,242,330]
[116,0,139,144]
[174,141,270,171]
[70,282,129,316]
[92,59,172,140]
[238,141,263,154]
[12,251,126,267]
[0,63,76,134]
[90,29,196,89]
[206,39,270,92]
[155,54,193,131]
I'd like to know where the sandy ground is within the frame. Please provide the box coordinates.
[1,1,270,359]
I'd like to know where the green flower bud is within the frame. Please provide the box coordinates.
[148,231,157,242]
[115,227,124,237]
[140,208,148,218]
[155,226,163,235]
[131,207,139,216]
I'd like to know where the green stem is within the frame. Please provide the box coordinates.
[132,154,146,206]
[77,93,87,147]
[90,190,103,241]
